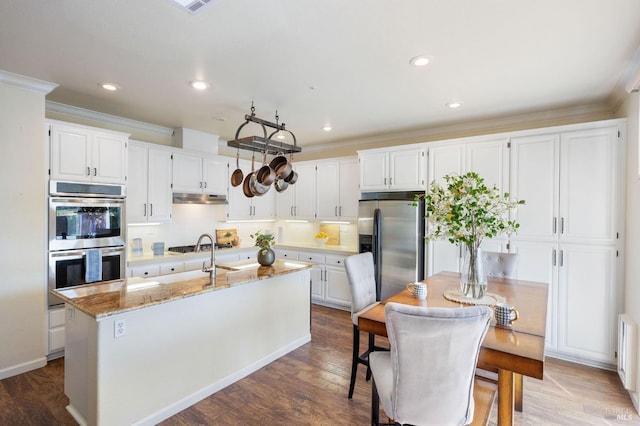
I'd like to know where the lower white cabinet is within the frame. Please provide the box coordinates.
[298,251,350,310]
[129,264,161,278]
[48,307,66,356]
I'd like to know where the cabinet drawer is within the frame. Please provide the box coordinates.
[49,327,65,353]
[130,265,160,278]
[184,258,209,271]
[325,255,347,267]
[298,252,325,264]
[276,249,298,260]
[49,307,66,328]
[160,262,185,275]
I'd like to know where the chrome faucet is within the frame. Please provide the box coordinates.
[195,233,215,279]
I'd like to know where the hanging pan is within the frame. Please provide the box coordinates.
[230,149,244,187]
[242,153,256,198]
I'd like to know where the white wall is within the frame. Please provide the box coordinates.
[616,90,640,410]
[0,81,49,378]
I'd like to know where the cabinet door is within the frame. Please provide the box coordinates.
[359,151,388,191]
[325,266,351,308]
[172,152,204,193]
[310,265,324,301]
[338,158,359,219]
[316,161,340,219]
[293,162,316,219]
[557,244,617,363]
[559,128,618,244]
[426,144,465,276]
[147,148,173,222]
[203,156,228,195]
[252,186,276,219]
[92,132,127,184]
[466,138,509,191]
[50,125,91,181]
[126,144,149,223]
[389,147,425,190]
[275,182,296,218]
[227,159,252,220]
[509,134,559,241]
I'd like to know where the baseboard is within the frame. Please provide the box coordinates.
[545,351,616,371]
[0,356,47,380]
[133,333,311,426]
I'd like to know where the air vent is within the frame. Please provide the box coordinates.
[168,0,215,15]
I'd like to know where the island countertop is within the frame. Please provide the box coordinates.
[52,259,312,319]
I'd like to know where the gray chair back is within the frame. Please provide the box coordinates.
[344,252,378,325]
[383,303,492,425]
[483,251,519,278]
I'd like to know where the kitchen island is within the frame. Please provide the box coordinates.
[53,259,312,426]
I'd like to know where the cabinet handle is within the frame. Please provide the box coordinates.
[552,249,557,266]
[553,217,557,234]
[143,204,147,217]
[150,204,153,217]
[389,178,392,186]
[335,206,338,216]
[93,167,97,176]
[560,217,565,234]
[560,250,564,267]
[204,182,207,189]
[339,206,342,216]
[86,167,91,176]
[384,178,387,185]
[290,206,294,217]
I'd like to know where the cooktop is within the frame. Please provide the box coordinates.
[167,243,232,253]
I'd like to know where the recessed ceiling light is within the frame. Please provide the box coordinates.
[446,101,463,109]
[189,80,210,90]
[322,125,332,132]
[409,55,430,67]
[98,82,120,91]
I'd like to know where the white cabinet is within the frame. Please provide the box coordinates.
[227,158,276,220]
[510,124,622,365]
[127,142,173,224]
[173,152,228,195]
[426,138,510,276]
[49,121,128,184]
[298,251,350,310]
[275,162,316,220]
[48,307,66,356]
[358,145,426,192]
[316,157,359,220]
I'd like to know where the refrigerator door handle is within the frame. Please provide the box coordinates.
[373,207,383,301]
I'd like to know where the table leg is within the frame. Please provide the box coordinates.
[497,369,514,426]
[514,373,523,412]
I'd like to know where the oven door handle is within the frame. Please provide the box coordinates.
[49,247,125,258]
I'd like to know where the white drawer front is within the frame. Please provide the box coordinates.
[49,307,66,328]
[130,265,160,278]
[49,327,65,353]
[298,252,326,264]
[325,255,346,267]
[160,262,185,275]
[276,249,298,260]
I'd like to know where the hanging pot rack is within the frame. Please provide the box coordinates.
[227,104,301,156]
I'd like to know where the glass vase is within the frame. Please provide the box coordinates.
[460,246,487,299]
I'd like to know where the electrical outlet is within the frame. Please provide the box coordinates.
[114,318,127,338]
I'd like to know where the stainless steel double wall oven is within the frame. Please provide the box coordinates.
[48,181,126,306]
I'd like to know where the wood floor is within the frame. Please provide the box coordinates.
[0,305,637,425]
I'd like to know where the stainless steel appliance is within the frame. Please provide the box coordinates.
[48,181,126,307]
[48,246,126,306]
[358,191,425,301]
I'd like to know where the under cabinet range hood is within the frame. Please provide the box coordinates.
[172,193,227,205]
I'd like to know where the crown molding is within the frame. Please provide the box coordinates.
[303,102,614,156]
[45,101,174,136]
[0,70,58,94]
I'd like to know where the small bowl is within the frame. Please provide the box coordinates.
[314,237,329,247]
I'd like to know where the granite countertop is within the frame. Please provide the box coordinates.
[53,259,312,319]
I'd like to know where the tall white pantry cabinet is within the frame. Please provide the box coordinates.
[509,124,623,366]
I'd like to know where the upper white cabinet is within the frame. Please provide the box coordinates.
[172,152,228,195]
[275,161,316,220]
[127,141,173,224]
[227,158,275,220]
[359,145,426,192]
[49,121,128,184]
[510,127,619,244]
[316,157,359,221]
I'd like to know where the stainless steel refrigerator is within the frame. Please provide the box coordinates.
[358,191,425,301]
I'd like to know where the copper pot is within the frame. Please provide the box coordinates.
[284,169,298,184]
[269,152,292,180]
[256,150,276,186]
[275,178,289,192]
[230,150,244,187]
[242,154,256,198]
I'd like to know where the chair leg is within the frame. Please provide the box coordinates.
[348,324,360,399]
[366,333,375,381]
[371,377,380,426]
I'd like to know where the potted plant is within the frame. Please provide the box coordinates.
[250,230,276,266]
[417,172,524,299]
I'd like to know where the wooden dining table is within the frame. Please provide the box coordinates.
[357,271,548,426]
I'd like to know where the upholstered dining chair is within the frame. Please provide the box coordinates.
[369,303,492,426]
[483,251,519,278]
[344,252,387,399]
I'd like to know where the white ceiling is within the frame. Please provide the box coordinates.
[1,0,639,149]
